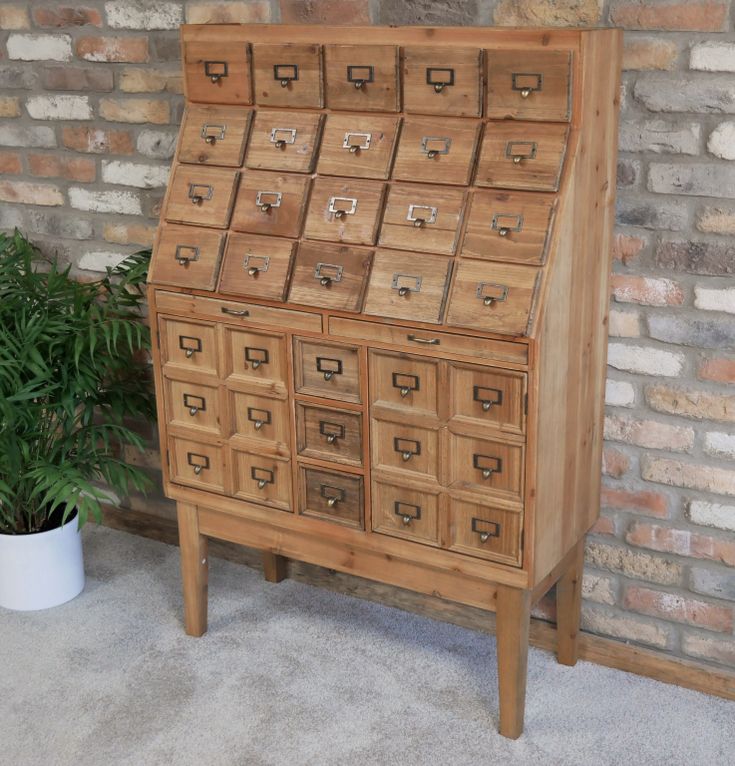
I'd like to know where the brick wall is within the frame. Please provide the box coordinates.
[1,1,734,672]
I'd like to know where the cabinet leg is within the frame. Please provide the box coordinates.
[556,539,585,666]
[262,551,288,583]
[177,502,208,637]
[495,585,532,739]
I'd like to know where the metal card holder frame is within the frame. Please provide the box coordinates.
[471,517,501,541]
[319,420,346,443]
[320,484,345,507]
[247,407,272,429]
[342,132,372,151]
[421,136,452,157]
[255,190,282,209]
[274,63,299,85]
[243,254,270,275]
[391,372,420,395]
[473,453,503,478]
[251,466,275,487]
[393,437,421,461]
[511,72,543,95]
[187,452,210,474]
[270,127,297,146]
[178,335,203,357]
[244,346,269,368]
[188,183,214,204]
[391,273,423,295]
[505,141,537,162]
[476,282,509,306]
[314,262,344,283]
[204,60,228,82]
[328,196,358,216]
[183,393,207,415]
[406,204,438,226]
[473,385,504,411]
[426,66,455,93]
[174,244,200,266]
[201,123,226,144]
[347,65,374,88]
[316,356,343,379]
[394,501,422,523]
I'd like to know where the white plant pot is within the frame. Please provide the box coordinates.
[0,513,85,611]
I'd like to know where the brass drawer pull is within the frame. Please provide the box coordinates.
[347,65,374,90]
[394,501,422,525]
[178,335,202,359]
[394,437,421,462]
[270,127,297,149]
[473,453,503,479]
[391,371,420,398]
[183,393,206,416]
[314,262,343,287]
[256,190,282,212]
[247,407,272,431]
[243,254,270,277]
[473,385,504,412]
[511,72,543,98]
[343,131,372,153]
[392,273,422,297]
[407,334,439,345]
[328,196,358,219]
[188,183,213,205]
[472,517,501,543]
[174,244,200,266]
[316,356,343,381]
[406,204,437,228]
[201,123,226,145]
[221,306,250,317]
[476,283,509,306]
[506,141,537,164]
[492,213,523,238]
[187,452,210,475]
[204,60,228,83]
[320,484,345,508]
[274,63,299,87]
[245,346,269,370]
[320,420,345,445]
[426,66,454,93]
[251,466,275,489]
[421,136,451,159]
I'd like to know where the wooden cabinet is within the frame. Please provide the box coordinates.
[150,23,622,739]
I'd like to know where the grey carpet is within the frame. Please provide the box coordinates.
[1,526,732,766]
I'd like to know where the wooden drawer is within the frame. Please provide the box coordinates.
[218,234,295,302]
[288,242,372,313]
[448,362,526,436]
[363,250,452,325]
[252,43,323,108]
[317,114,400,180]
[304,178,386,246]
[446,259,540,337]
[223,326,288,396]
[164,377,222,437]
[169,436,225,494]
[403,46,481,117]
[246,110,323,173]
[371,418,440,482]
[232,449,291,511]
[150,225,225,291]
[371,478,440,546]
[447,495,522,566]
[486,49,572,123]
[178,105,251,167]
[475,122,569,192]
[230,390,290,449]
[183,41,251,105]
[294,338,361,404]
[324,44,400,112]
[231,171,311,239]
[369,350,440,421]
[296,402,363,467]
[299,466,364,529]
[379,183,467,256]
[159,317,218,378]
[447,432,523,502]
[393,116,480,186]
[164,166,238,229]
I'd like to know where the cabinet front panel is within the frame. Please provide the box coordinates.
[252,43,323,108]
[224,326,288,395]
[447,496,523,566]
[371,419,440,481]
[299,466,364,529]
[151,224,225,291]
[160,318,219,378]
[369,350,440,422]
[447,432,524,501]
[294,339,361,403]
[169,436,226,493]
[230,390,290,448]
[179,105,251,167]
[164,166,239,229]
[232,449,292,510]
[325,44,400,112]
[371,478,441,546]
[296,403,363,467]
[219,233,295,302]
[165,377,222,437]
[184,41,252,105]
[231,171,311,238]
[246,110,323,173]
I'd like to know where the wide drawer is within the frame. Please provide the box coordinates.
[298,466,364,529]
[324,44,400,112]
[296,402,363,467]
[164,376,222,438]
[447,495,522,566]
[246,110,323,173]
[150,224,225,291]
[169,436,225,494]
[230,390,290,450]
[252,43,323,108]
[232,448,292,511]
[178,105,251,167]
[293,338,361,404]
[371,418,440,482]
[371,478,440,546]
[183,41,252,105]
[159,317,219,378]
[222,326,288,395]
[164,166,239,229]
[218,233,295,302]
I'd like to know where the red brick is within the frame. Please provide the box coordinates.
[33,6,102,27]
[698,357,735,384]
[624,585,733,632]
[610,274,684,306]
[602,447,630,478]
[612,233,646,264]
[41,66,113,91]
[28,153,96,183]
[76,36,148,63]
[600,488,669,518]
[0,151,22,175]
[589,514,616,535]
[609,1,729,32]
[279,0,370,24]
[62,127,135,155]
[627,522,735,567]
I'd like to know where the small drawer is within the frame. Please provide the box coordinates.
[184,41,252,105]
[218,234,295,302]
[164,377,222,437]
[363,250,452,325]
[223,326,288,395]
[446,259,540,337]
[164,166,238,229]
[150,224,225,291]
[178,105,251,167]
[296,402,363,467]
[232,449,291,511]
[393,116,480,186]
[486,49,572,122]
[317,114,400,180]
[304,178,386,246]
[246,110,323,173]
[447,496,522,566]
[288,242,372,313]
[448,362,526,436]
[371,419,440,481]
[294,338,361,404]
[462,190,556,266]
[252,43,323,108]
[369,350,440,421]
[475,122,569,192]
[379,183,467,256]
[169,437,225,494]
[403,46,481,117]
[230,390,290,448]
[371,479,440,546]
[230,171,311,239]
[160,318,218,378]
[325,44,400,112]
[447,432,523,501]
[299,466,364,529]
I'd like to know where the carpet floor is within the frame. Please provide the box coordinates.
[1,525,732,766]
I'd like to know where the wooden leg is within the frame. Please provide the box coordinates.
[262,551,288,583]
[177,502,208,637]
[556,539,585,666]
[495,585,532,739]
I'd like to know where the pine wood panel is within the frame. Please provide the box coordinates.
[371,418,441,482]
[447,432,524,502]
[179,105,252,167]
[150,224,226,291]
[164,166,239,228]
[371,477,441,546]
[232,449,292,511]
[184,40,252,105]
[169,436,226,494]
[252,43,323,108]
[324,44,400,112]
[246,110,323,173]
[164,377,223,438]
[223,326,288,396]
[293,338,361,403]
[368,350,441,422]
[299,466,364,529]
[218,233,295,302]
[296,402,363,467]
[230,390,290,448]
[159,317,219,378]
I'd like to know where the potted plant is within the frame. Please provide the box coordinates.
[0,230,156,611]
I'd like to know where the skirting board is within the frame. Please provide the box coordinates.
[101,505,735,702]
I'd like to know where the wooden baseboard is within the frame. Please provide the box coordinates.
[101,506,735,702]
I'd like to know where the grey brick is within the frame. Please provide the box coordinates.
[0,124,56,148]
[617,159,641,187]
[150,33,181,62]
[690,568,735,601]
[0,206,24,232]
[617,197,688,231]
[648,163,735,199]
[136,129,177,159]
[25,210,94,241]
[648,315,735,348]
[41,66,114,92]
[378,0,479,25]
[655,240,735,276]
[619,120,701,156]
[0,64,39,90]
[634,73,735,113]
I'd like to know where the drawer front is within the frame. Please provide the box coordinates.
[165,377,222,437]
[299,467,364,529]
[294,339,361,403]
[447,432,523,501]
[393,116,480,186]
[403,46,481,117]
[288,242,372,313]
[231,390,290,448]
[232,449,291,511]
[486,49,572,122]
[369,350,440,421]
[446,259,540,336]
[218,233,295,302]
[160,318,218,378]
[304,178,386,246]
[371,419,440,481]
[231,171,311,238]
[379,183,467,255]
[448,363,526,436]
[179,105,251,167]
[371,479,440,546]
[184,41,252,105]
[223,326,288,394]
[325,44,400,112]
[447,496,522,566]
[150,224,225,291]
[252,43,323,108]
[169,437,225,493]
[317,114,400,180]
[363,250,452,325]
[246,110,323,173]
[296,403,363,467]
[475,122,569,192]
[164,166,238,229]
